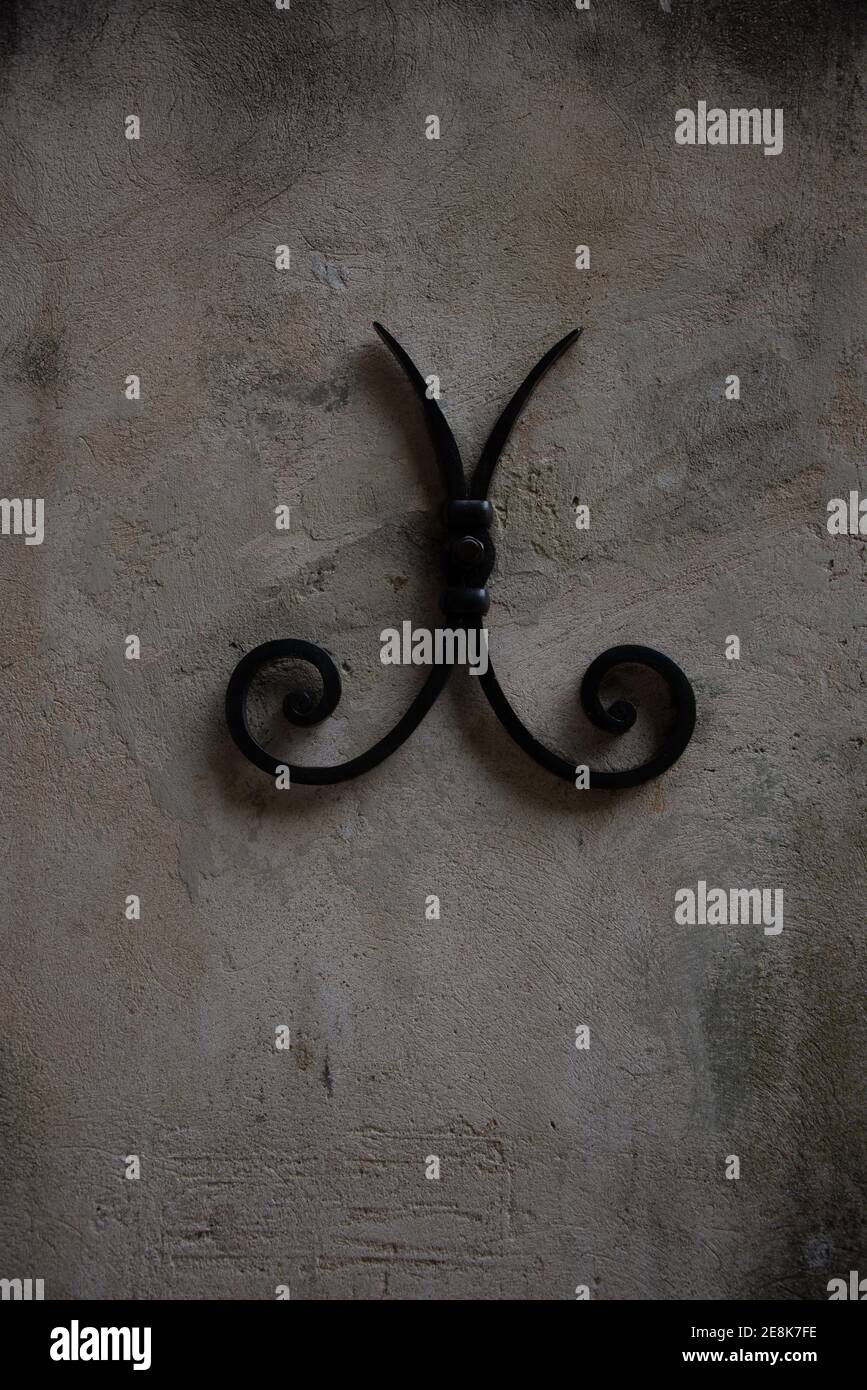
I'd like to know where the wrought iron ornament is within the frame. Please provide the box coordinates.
[226,324,696,788]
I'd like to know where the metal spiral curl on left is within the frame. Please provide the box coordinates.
[225,323,697,789]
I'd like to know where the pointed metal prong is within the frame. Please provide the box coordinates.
[373,322,466,498]
[471,327,583,498]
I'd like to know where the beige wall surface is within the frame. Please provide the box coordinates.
[0,0,863,1299]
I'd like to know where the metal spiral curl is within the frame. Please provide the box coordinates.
[225,637,452,784]
[478,643,696,791]
[226,324,696,788]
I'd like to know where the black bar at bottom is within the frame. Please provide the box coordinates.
[1,1297,861,1375]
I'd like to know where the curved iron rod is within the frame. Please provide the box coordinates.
[373,321,466,500]
[477,644,696,789]
[225,639,452,784]
[471,328,582,499]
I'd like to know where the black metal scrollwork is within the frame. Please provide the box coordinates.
[225,323,696,788]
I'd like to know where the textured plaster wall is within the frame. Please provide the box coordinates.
[0,0,864,1300]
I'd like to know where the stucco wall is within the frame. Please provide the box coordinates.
[0,0,863,1299]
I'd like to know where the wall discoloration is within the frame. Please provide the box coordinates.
[0,0,863,1299]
